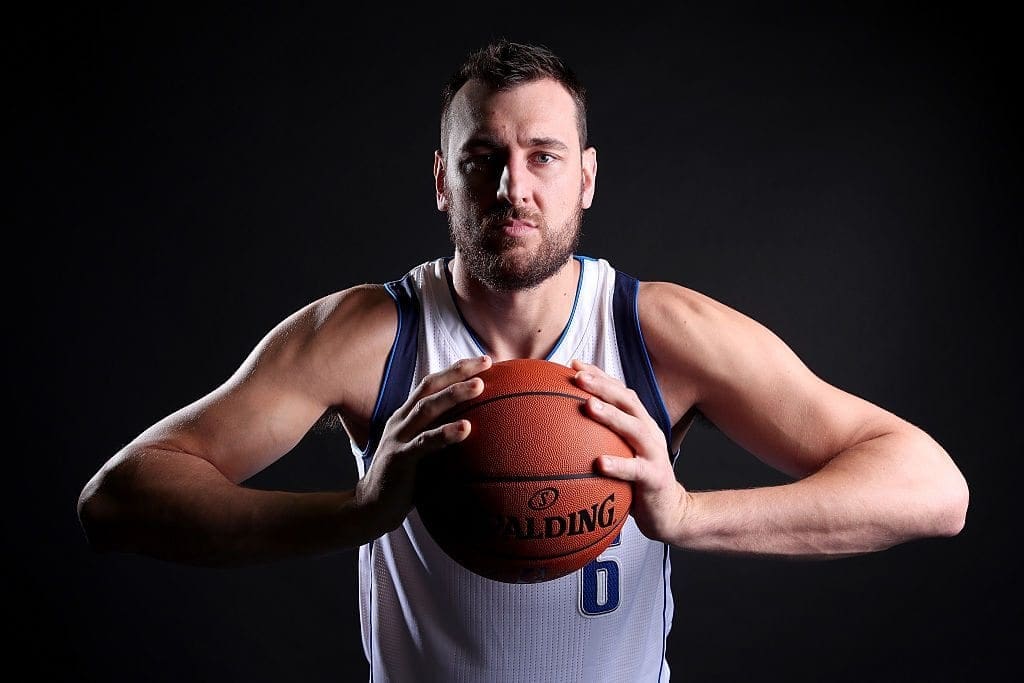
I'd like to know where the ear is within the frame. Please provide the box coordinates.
[581,146,597,209]
[434,150,448,212]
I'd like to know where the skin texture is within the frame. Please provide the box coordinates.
[77,77,968,567]
[439,78,591,294]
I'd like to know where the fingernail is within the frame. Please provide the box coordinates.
[590,398,603,411]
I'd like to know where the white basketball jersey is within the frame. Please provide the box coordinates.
[350,256,676,682]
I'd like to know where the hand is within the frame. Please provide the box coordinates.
[571,359,689,544]
[355,355,491,536]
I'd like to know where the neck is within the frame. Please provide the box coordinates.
[448,254,580,361]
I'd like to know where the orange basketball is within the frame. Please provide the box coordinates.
[414,358,634,584]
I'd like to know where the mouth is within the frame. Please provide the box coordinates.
[501,218,536,229]
[497,218,538,237]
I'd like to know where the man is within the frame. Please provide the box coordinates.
[77,39,969,681]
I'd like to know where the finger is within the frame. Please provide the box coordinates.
[399,376,486,440]
[585,395,658,456]
[596,452,641,482]
[570,358,607,378]
[398,355,490,422]
[404,419,472,459]
[412,355,492,402]
[573,364,646,418]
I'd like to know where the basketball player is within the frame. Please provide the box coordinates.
[77,40,969,681]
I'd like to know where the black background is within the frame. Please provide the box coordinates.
[12,4,1020,681]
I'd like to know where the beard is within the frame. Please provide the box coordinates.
[446,190,583,292]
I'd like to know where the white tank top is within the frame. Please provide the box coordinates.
[351,256,676,682]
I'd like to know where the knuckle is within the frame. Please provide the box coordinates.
[408,379,431,403]
[449,380,473,401]
[410,430,434,451]
[421,374,441,392]
[441,382,458,400]
[424,367,451,389]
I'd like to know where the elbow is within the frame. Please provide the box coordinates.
[77,460,134,554]
[77,477,115,553]
[912,443,970,540]
[934,469,970,538]
[889,428,969,540]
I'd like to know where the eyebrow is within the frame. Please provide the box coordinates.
[461,136,570,152]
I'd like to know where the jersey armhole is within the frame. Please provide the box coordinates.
[612,270,673,445]
[360,274,421,469]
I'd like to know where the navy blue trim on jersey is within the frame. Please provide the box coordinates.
[362,273,421,470]
[612,270,672,441]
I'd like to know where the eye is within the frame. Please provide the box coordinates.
[462,153,499,173]
[534,152,557,164]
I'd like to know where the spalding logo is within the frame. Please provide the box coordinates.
[490,493,617,540]
[527,487,560,510]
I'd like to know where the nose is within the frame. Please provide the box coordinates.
[496,156,531,206]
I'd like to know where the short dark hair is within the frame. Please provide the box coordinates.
[439,39,588,153]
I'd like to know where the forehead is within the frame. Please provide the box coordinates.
[446,77,580,153]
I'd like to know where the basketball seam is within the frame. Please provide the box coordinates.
[432,472,605,484]
[442,390,585,420]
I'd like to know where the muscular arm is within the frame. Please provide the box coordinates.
[79,282,491,568]
[78,285,397,566]
[580,282,969,559]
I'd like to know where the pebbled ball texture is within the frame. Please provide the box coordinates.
[414,358,634,584]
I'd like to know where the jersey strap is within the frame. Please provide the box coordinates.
[612,270,673,444]
[362,272,421,469]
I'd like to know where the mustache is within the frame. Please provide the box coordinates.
[481,205,543,228]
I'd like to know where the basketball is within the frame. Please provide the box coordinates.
[414,358,634,584]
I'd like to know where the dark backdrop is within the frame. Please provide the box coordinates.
[12,4,1019,681]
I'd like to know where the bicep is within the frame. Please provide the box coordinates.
[127,286,396,484]
[696,301,905,479]
[697,321,898,479]
[132,372,329,485]
[643,283,900,479]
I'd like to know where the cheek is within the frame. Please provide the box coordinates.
[464,183,506,213]
[448,185,490,217]
[449,172,489,199]
[467,173,501,198]
[550,177,583,211]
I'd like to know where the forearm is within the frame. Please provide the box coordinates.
[78,448,382,567]
[670,431,969,559]
[671,483,887,559]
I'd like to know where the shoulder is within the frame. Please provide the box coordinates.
[639,279,787,354]
[634,282,711,419]
[636,280,738,362]
[252,284,398,420]
[636,281,787,413]
[263,284,396,358]
[309,284,398,345]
